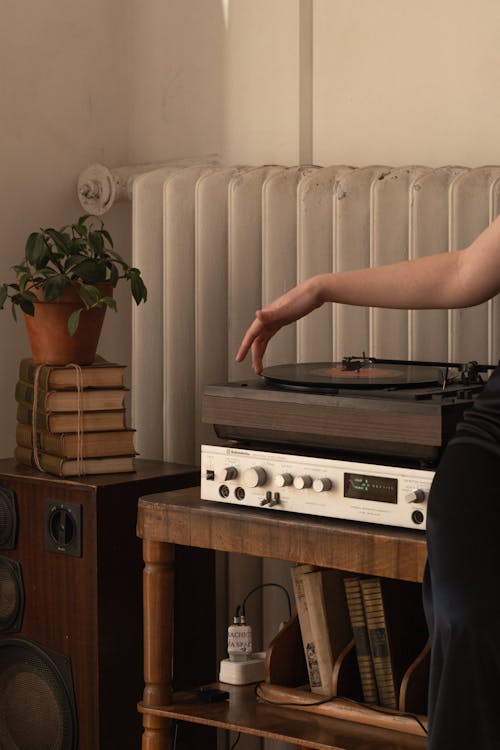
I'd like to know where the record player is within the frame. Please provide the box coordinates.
[200,357,493,530]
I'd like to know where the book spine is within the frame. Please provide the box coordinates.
[301,570,334,696]
[360,578,397,709]
[16,404,50,431]
[290,565,323,693]
[343,578,379,705]
[14,446,64,475]
[15,381,44,408]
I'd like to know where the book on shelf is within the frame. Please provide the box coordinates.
[301,567,353,697]
[343,577,379,705]
[290,564,324,693]
[16,423,136,459]
[17,403,128,433]
[360,577,428,710]
[15,380,128,412]
[18,357,126,390]
[14,445,135,477]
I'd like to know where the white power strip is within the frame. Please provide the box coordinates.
[219,652,266,685]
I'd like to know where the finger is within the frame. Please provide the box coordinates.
[235,316,264,362]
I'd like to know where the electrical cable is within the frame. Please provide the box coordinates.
[240,582,292,619]
[172,720,179,750]
[229,731,241,749]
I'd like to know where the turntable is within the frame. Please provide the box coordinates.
[202,356,490,464]
[201,357,493,530]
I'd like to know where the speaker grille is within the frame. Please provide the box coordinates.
[0,487,17,550]
[0,639,77,750]
[0,558,23,632]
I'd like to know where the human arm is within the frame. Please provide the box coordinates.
[236,214,500,374]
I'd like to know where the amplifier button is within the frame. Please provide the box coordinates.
[274,473,293,488]
[312,478,332,493]
[243,466,268,488]
[405,488,427,504]
[293,475,312,490]
[224,466,239,481]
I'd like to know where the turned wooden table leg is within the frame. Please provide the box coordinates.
[141,539,175,750]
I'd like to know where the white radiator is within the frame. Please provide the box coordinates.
[78,162,500,464]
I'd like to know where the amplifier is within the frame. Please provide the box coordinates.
[201,444,433,530]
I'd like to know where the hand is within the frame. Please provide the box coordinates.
[235,276,325,374]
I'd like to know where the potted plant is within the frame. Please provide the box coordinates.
[0,214,147,365]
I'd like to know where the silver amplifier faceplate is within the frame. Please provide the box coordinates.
[201,445,434,530]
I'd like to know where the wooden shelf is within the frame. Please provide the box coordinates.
[138,683,427,750]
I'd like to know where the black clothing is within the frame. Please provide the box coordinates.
[423,365,500,748]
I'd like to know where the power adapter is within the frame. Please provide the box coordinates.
[219,652,266,685]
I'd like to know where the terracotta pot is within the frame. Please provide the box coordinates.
[23,283,112,365]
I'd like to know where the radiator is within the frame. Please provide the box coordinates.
[78,162,500,464]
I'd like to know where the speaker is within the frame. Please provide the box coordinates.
[0,458,201,750]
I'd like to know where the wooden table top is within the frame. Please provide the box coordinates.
[137,487,427,582]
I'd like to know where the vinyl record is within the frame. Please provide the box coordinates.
[262,361,444,389]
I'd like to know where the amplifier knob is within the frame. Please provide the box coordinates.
[405,488,427,504]
[274,473,293,488]
[312,478,332,493]
[224,466,239,481]
[243,466,268,488]
[293,475,312,490]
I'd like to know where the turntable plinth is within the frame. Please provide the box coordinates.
[202,381,467,462]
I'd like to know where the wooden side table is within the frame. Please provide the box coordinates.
[137,487,428,750]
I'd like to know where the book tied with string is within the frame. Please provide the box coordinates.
[14,358,136,476]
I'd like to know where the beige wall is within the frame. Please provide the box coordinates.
[224,0,500,167]
[0,0,223,457]
[2,0,500,459]
[313,0,500,166]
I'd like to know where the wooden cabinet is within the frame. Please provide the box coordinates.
[137,487,429,750]
[0,458,201,750]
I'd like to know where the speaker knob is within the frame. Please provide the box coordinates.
[49,509,75,546]
[224,466,239,481]
[243,467,268,488]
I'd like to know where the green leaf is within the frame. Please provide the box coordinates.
[100,229,113,248]
[130,272,147,304]
[67,308,82,335]
[71,259,107,283]
[18,273,30,293]
[43,275,68,302]
[108,263,119,286]
[44,228,72,253]
[100,296,117,311]
[25,232,39,259]
[26,234,47,266]
[63,254,87,272]
[19,297,35,316]
[89,231,104,255]
[78,283,100,308]
[0,284,7,309]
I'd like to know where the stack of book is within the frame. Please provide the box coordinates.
[291,564,429,711]
[14,358,136,476]
[343,575,428,710]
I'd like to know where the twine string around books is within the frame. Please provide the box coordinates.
[32,363,85,475]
